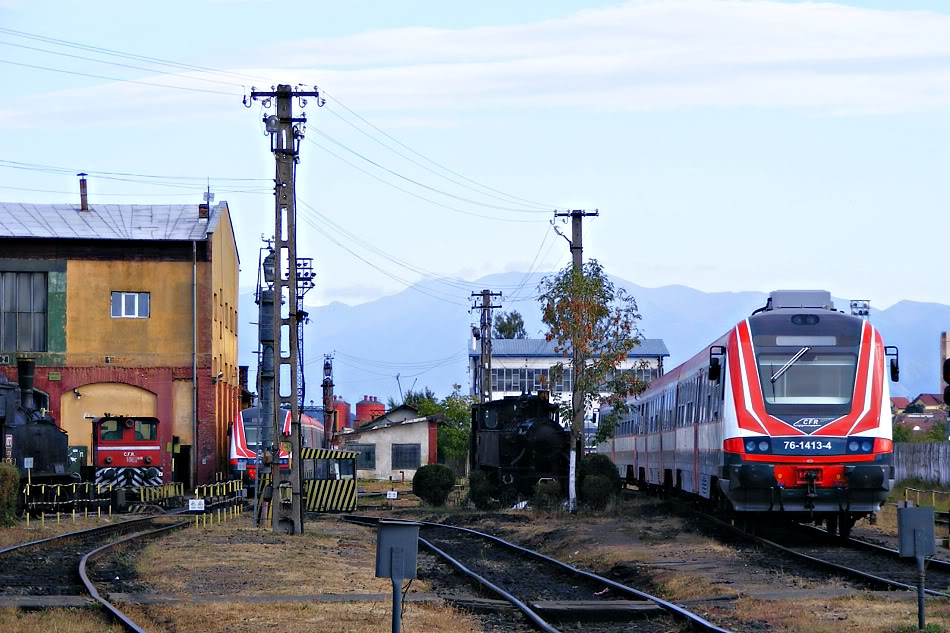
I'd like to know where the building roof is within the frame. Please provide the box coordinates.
[891,397,911,410]
[0,202,228,241]
[913,394,945,407]
[471,337,670,358]
[342,413,442,435]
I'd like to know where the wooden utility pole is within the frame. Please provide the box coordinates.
[471,289,502,404]
[248,84,325,534]
[553,209,598,512]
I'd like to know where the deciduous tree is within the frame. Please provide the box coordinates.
[493,310,528,339]
[538,260,647,511]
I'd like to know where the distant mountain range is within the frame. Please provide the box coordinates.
[238,273,950,404]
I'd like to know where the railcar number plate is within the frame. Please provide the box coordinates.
[771,437,846,455]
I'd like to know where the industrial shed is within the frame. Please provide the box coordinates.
[336,412,441,481]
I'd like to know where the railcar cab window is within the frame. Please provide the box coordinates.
[134,419,157,441]
[111,292,150,318]
[99,419,122,440]
[751,311,861,416]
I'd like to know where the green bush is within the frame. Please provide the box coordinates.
[578,454,620,500]
[580,474,613,510]
[412,464,456,506]
[532,479,563,511]
[468,470,494,510]
[0,463,20,526]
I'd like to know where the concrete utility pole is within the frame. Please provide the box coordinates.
[553,209,599,512]
[248,84,325,535]
[255,248,277,528]
[322,355,334,448]
[471,290,502,404]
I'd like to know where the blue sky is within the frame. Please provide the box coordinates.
[2,0,950,316]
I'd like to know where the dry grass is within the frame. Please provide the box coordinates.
[0,608,125,633]
[136,515,415,596]
[0,515,128,549]
[126,514,481,632]
[734,595,950,633]
[118,600,483,633]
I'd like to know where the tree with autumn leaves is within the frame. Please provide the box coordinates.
[538,259,648,510]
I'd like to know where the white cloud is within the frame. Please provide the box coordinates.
[5,0,950,128]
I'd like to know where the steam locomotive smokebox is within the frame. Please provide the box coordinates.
[111,487,127,511]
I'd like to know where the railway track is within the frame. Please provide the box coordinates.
[0,514,189,632]
[344,515,733,633]
[705,514,950,598]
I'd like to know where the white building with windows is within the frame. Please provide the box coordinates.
[468,337,670,442]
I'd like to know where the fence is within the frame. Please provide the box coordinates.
[894,443,950,484]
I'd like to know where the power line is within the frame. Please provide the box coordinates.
[1,26,557,214]
[0,58,240,96]
[312,128,547,214]
[0,39,244,89]
[0,184,271,196]
[307,138,542,225]
[321,106,554,211]
[0,159,271,181]
[320,89,560,210]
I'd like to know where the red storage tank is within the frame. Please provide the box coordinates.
[355,395,385,425]
[332,396,351,430]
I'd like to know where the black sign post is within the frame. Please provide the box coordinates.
[897,506,936,631]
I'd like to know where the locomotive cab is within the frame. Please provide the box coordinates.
[93,415,163,488]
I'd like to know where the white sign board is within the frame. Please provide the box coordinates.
[22,457,33,469]
[236,461,247,471]
[386,490,398,500]
[188,499,206,512]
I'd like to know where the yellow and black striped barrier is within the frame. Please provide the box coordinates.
[257,448,358,513]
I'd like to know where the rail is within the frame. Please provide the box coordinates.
[344,515,733,633]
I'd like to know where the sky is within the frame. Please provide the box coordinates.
[2,0,950,318]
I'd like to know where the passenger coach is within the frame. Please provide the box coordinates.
[599,290,897,538]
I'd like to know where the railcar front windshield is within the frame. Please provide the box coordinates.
[750,310,864,417]
[757,353,857,406]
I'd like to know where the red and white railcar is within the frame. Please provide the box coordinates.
[230,406,325,480]
[599,290,898,537]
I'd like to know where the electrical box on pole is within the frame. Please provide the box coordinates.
[247,84,325,535]
[897,505,936,631]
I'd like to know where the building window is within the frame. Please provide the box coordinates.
[111,292,150,318]
[347,443,376,469]
[392,443,421,469]
[0,272,47,352]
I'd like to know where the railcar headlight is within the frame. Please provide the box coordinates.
[144,456,152,464]
[105,456,112,464]
[848,441,859,452]
[861,441,872,452]
[745,441,756,452]
[757,441,769,452]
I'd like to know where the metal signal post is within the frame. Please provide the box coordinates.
[247,84,324,535]
[471,290,502,404]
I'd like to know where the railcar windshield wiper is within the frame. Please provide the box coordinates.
[770,347,810,384]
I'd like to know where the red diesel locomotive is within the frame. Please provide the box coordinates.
[93,415,163,487]
[599,290,897,538]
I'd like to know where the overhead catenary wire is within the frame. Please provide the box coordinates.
[0,159,271,181]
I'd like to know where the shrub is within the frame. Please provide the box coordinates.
[468,470,495,510]
[532,479,563,511]
[580,474,613,510]
[578,454,620,503]
[412,464,456,506]
[0,463,20,526]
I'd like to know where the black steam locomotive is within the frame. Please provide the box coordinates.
[0,359,73,484]
[470,390,571,498]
